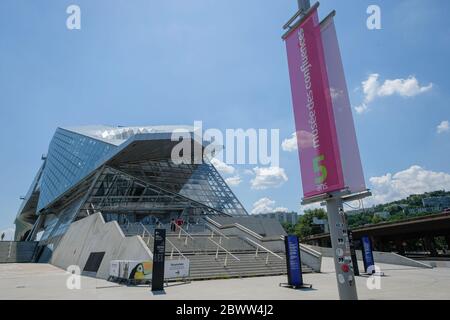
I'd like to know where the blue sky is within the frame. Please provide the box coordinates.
[1,0,450,235]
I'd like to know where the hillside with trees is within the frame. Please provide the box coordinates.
[283,190,450,240]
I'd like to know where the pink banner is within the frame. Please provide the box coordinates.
[284,8,345,198]
[321,15,366,195]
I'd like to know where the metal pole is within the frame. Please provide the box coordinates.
[293,0,358,300]
[326,195,358,300]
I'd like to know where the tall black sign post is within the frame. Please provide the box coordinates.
[151,229,166,292]
[348,230,359,276]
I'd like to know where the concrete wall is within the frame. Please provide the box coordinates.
[306,245,433,269]
[0,241,38,263]
[427,260,450,268]
[299,244,322,272]
[51,213,153,279]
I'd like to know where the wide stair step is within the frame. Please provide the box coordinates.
[123,224,313,281]
[181,253,312,280]
[149,235,313,280]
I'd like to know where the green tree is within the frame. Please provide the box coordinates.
[371,215,384,224]
[281,222,295,234]
[294,208,327,240]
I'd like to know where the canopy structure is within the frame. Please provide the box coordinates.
[15,125,248,245]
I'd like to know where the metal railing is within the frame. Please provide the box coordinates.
[140,223,187,260]
[205,223,230,245]
[208,237,240,267]
[299,243,322,258]
[244,237,284,265]
[166,237,188,260]
[204,216,265,241]
[140,222,153,246]
[185,221,207,233]
[123,221,203,255]
[172,221,195,246]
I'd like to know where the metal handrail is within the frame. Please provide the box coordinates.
[140,222,153,246]
[166,237,188,260]
[208,237,240,267]
[140,223,187,260]
[206,223,230,239]
[140,222,153,237]
[245,237,283,265]
[299,243,322,258]
[204,216,221,228]
[171,221,195,246]
[205,223,230,245]
[204,216,264,241]
[235,223,264,241]
[185,221,207,233]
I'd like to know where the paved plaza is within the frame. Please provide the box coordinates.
[1,258,449,300]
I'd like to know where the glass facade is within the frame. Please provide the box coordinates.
[38,128,115,211]
[18,125,249,251]
[112,159,247,216]
[39,196,85,245]
[85,163,248,219]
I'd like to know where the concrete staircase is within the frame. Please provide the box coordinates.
[186,252,313,280]
[137,230,313,280]
[0,241,38,263]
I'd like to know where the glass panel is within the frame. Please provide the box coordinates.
[112,159,248,216]
[38,128,115,211]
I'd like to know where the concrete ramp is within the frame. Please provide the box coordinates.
[306,245,433,269]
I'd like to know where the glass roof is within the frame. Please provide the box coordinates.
[62,125,195,146]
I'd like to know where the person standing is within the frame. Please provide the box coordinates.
[1,232,5,241]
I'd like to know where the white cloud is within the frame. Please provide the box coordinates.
[225,175,242,187]
[362,73,381,104]
[281,133,297,152]
[251,197,288,214]
[354,103,369,114]
[210,157,235,175]
[367,165,450,205]
[378,76,433,97]
[250,166,288,190]
[355,74,432,114]
[437,120,449,134]
[251,198,275,214]
[0,227,15,241]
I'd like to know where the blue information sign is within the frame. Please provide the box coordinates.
[361,236,375,274]
[284,235,303,287]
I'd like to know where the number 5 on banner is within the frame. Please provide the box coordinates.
[313,155,327,185]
